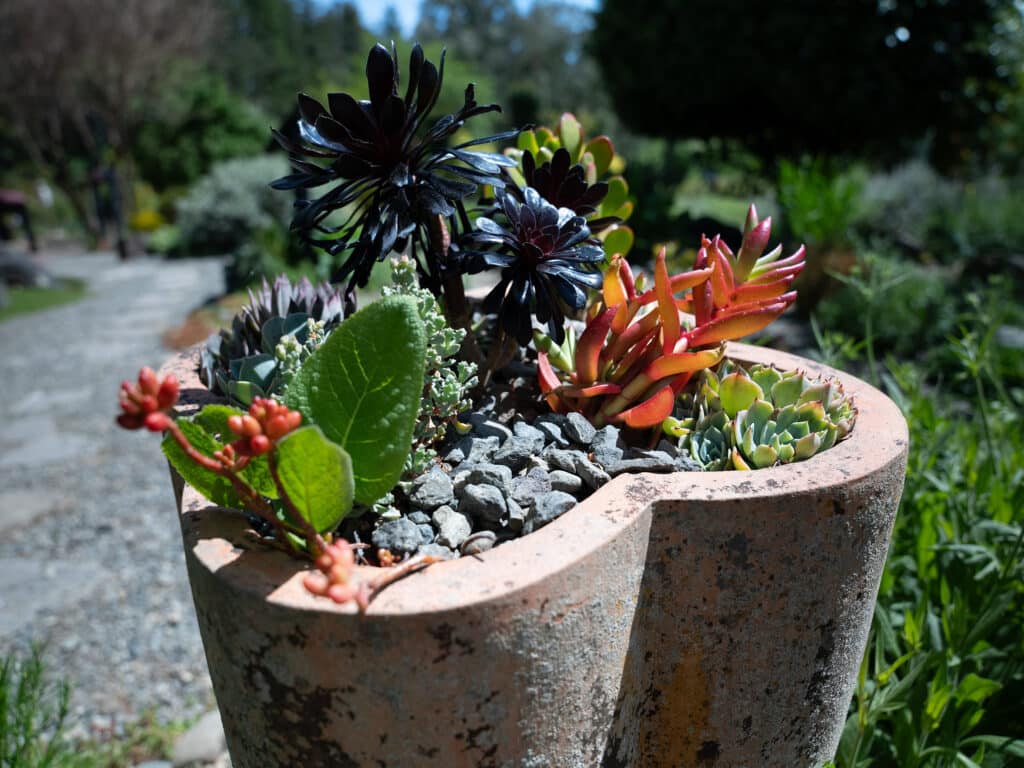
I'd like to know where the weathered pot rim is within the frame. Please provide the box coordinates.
[166,341,908,617]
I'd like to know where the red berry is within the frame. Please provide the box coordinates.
[250,435,271,455]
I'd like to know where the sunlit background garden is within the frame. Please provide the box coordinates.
[1,0,1022,766]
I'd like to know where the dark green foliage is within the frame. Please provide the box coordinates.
[819,282,1024,767]
[134,74,270,191]
[592,0,1016,166]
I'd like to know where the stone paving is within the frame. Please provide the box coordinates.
[0,250,226,756]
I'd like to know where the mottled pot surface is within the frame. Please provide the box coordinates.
[164,342,908,768]
[168,342,906,616]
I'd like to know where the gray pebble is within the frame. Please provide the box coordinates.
[460,530,498,555]
[468,412,513,442]
[432,505,472,548]
[512,421,546,451]
[675,453,704,472]
[534,420,569,447]
[416,543,458,560]
[371,518,422,554]
[544,447,587,473]
[506,497,526,531]
[416,523,435,544]
[407,510,431,525]
[492,436,537,472]
[409,467,454,510]
[656,439,680,457]
[512,467,552,507]
[591,425,624,467]
[460,484,508,523]
[606,451,678,476]
[564,412,597,445]
[532,491,578,528]
[574,454,612,489]
[453,463,514,494]
[549,469,583,494]
[526,455,550,472]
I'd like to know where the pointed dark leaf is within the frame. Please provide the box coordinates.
[298,93,327,127]
[405,44,425,108]
[366,44,396,112]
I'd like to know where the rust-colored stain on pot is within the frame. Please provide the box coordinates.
[161,342,909,767]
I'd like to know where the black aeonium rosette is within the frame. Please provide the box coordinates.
[271,43,518,294]
[517,147,615,231]
[458,187,605,346]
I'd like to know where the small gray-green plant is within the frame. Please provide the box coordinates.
[383,256,478,474]
[668,360,857,470]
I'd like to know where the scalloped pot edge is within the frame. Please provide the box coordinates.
[163,341,909,768]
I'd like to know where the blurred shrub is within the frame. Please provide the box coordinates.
[146,225,181,257]
[777,158,866,248]
[129,209,165,233]
[948,176,1024,261]
[176,155,291,257]
[814,250,957,364]
[858,160,959,254]
[134,74,270,191]
[223,227,290,293]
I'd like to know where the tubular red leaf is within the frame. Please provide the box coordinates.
[618,386,675,429]
[575,307,617,386]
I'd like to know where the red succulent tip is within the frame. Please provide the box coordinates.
[117,368,180,431]
[227,397,302,456]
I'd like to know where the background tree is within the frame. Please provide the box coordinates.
[0,0,218,245]
[591,0,1017,168]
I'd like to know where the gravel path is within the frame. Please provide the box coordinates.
[0,251,224,741]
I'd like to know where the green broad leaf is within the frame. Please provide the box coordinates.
[285,295,426,505]
[954,673,1002,705]
[601,226,634,259]
[771,375,805,408]
[193,405,277,498]
[603,177,629,211]
[586,136,614,177]
[162,419,243,508]
[610,201,634,222]
[557,113,582,159]
[962,736,1024,759]
[720,372,763,417]
[273,426,353,534]
[516,130,539,155]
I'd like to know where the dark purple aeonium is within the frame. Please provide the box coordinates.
[516,147,616,232]
[271,43,519,296]
[458,186,605,347]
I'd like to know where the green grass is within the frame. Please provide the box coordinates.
[0,280,87,323]
[1,647,188,768]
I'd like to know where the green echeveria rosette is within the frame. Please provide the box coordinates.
[199,274,347,406]
[680,361,857,470]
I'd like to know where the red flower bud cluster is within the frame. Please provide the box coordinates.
[117,367,179,432]
[303,541,369,609]
[226,398,302,456]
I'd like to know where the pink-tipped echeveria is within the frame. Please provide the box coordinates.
[674,361,858,470]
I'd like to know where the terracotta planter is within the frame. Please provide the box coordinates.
[162,342,908,768]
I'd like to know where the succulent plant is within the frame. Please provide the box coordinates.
[458,186,605,345]
[382,256,478,474]
[537,205,805,428]
[199,274,346,406]
[270,43,518,295]
[505,113,635,259]
[678,360,857,470]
